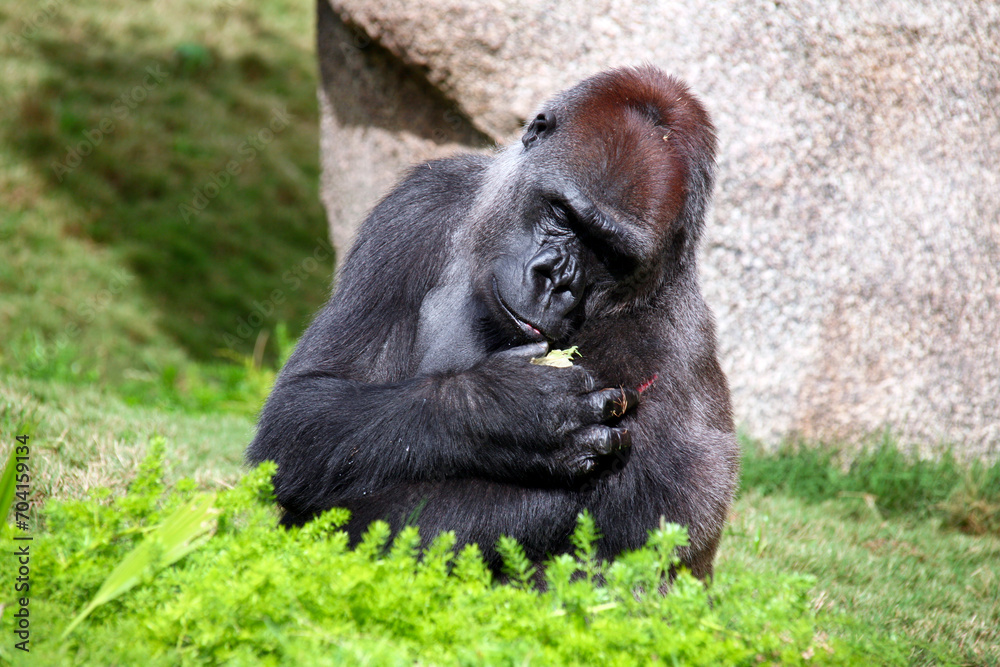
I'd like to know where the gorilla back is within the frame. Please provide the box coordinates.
[246,65,739,579]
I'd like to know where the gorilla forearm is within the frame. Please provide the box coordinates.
[248,350,637,519]
[249,373,530,513]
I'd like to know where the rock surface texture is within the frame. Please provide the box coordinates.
[317,0,1000,457]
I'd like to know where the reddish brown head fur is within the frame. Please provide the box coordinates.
[569,67,712,230]
[532,66,717,260]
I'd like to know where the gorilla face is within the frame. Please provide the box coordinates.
[487,198,587,345]
[477,69,706,352]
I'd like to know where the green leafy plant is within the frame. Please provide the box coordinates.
[0,444,20,529]
[2,442,863,665]
[62,491,218,638]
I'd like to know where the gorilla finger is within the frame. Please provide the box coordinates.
[571,425,632,457]
[567,365,597,393]
[495,342,550,361]
[585,386,640,421]
[550,449,598,479]
[607,426,632,453]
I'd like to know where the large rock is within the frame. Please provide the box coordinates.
[317,0,1000,457]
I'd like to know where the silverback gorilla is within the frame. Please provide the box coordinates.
[246,65,739,579]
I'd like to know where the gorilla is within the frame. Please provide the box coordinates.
[246,65,739,579]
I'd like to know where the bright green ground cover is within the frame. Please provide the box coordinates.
[2,446,860,666]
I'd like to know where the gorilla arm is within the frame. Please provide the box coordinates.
[248,344,636,525]
[245,157,636,526]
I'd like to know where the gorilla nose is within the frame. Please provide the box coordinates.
[528,248,582,311]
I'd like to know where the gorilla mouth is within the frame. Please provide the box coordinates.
[492,278,547,342]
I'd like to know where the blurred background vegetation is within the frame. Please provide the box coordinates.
[1,0,330,383]
[0,0,336,497]
[0,1,998,664]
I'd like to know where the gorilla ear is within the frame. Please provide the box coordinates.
[522,111,556,149]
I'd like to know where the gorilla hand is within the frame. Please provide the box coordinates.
[470,343,639,480]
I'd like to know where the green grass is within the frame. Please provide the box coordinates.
[0,374,251,503]
[0,0,333,381]
[732,439,1000,665]
[741,437,1000,536]
[723,492,999,666]
[3,455,865,666]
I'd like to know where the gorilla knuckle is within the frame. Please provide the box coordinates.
[610,426,632,452]
[569,423,629,458]
[568,365,597,393]
[581,386,636,423]
[595,425,631,456]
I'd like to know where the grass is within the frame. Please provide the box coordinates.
[741,436,1000,536]
[723,492,999,665]
[0,0,333,381]
[734,439,1000,665]
[0,374,250,503]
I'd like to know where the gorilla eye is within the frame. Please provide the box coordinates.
[544,200,576,232]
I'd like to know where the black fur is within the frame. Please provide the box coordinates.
[246,66,739,578]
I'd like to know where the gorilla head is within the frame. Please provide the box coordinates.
[248,65,738,580]
[417,67,718,374]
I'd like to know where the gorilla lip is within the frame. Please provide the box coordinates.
[492,278,546,342]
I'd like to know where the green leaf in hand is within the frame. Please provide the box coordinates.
[530,346,581,368]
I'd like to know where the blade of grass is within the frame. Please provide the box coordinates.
[0,445,19,528]
[61,492,218,638]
